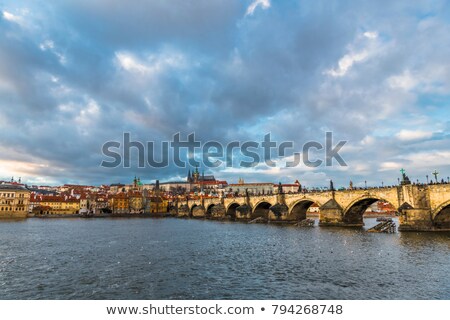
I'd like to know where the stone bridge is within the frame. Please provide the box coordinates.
[174,184,450,231]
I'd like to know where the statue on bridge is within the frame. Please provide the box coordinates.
[349,180,353,190]
[432,170,439,183]
[330,180,335,191]
[400,168,412,185]
[278,182,283,194]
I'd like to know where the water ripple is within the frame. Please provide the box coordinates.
[0,218,449,299]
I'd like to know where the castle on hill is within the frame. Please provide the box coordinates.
[186,166,216,184]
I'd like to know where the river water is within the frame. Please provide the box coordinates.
[0,218,449,300]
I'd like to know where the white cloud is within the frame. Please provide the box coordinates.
[0,145,59,182]
[395,129,433,142]
[58,99,101,126]
[74,99,101,134]
[325,31,379,77]
[2,10,22,24]
[326,50,369,77]
[363,31,378,39]
[403,151,450,169]
[387,70,417,90]
[388,65,450,95]
[0,159,49,177]
[361,135,375,146]
[116,52,150,74]
[115,51,185,76]
[245,0,271,16]
[353,163,371,173]
[55,52,67,65]
[39,40,54,51]
[58,105,71,112]
[39,40,67,65]
[379,161,402,171]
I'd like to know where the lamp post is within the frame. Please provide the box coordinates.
[397,177,400,185]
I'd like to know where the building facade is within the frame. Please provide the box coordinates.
[32,195,80,215]
[0,184,30,218]
[109,193,129,214]
[227,180,274,196]
[144,195,169,214]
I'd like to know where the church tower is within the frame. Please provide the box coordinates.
[192,166,200,183]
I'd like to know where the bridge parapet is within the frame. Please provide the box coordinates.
[284,192,331,209]
[248,195,277,209]
[223,196,246,209]
[334,187,400,212]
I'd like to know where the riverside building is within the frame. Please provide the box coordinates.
[0,183,30,218]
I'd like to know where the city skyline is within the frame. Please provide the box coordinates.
[2,165,448,189]
[1,1,450,187]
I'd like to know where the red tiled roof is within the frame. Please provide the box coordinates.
[36,195,79,203]
[112,193,128,199]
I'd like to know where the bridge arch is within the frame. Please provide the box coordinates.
[205,204,215,217]
[190,204,205,218]
[252,201,273,220]
[343,196,397,225]
[287,199,321,221]
[432,199,450,229]
[226,202,240,220]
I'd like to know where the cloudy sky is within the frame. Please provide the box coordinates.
[1,0,450,188]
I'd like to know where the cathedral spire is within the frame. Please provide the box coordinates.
[193,165,200,183]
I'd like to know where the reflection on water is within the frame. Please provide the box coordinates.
[0,218,449,299]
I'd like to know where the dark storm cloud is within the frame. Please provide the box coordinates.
[58,0,242,49]
[1,0,450,186]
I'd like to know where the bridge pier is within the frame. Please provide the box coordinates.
[319,207,345,226]
[269,203,289,222]
[206,204,226,219]
[398,208,434,231]
[236,204,252,220]
[191,205,206,218]
[318,199,361,227]
[178,204,190,217]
